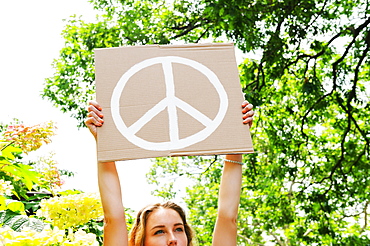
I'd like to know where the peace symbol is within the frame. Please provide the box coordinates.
[111,56,228,151]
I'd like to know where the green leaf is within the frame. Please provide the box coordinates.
[4,215,29,232]
[0,145,22,161]
[0,196,6,211]
[6,199,25,213]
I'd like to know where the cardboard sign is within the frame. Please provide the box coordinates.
[95,43,253,162]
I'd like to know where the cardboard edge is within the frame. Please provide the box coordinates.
[94,42,235,52]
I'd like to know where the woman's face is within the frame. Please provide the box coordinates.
[144,208,188,246]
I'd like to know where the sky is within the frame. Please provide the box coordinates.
[0,0,159,210]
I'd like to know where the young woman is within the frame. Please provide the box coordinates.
[85,100,254,246]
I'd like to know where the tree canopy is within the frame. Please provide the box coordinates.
[43,0,370,244]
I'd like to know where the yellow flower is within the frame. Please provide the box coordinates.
[0,225,98,246]
[62,229,99,246]
[0,225,64,245]
[37,193,103,230]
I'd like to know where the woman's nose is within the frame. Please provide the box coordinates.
[168,233,177,245]
[168,240,177,245]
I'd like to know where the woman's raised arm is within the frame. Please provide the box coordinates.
[212,154,243,246]
[212,101,254,246]
[86,101,128,246]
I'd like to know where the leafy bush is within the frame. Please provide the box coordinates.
[0,121,102,245]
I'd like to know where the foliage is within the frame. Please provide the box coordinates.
[0,192,104,246]
[0,180,13,197]
[43,0,370,244]
[0,210,45,233]
[33,154,68,192]
[22,192,54,217]
[2,122,55,154]
[0,121,58,199]
[75,220,104,246]
[0,121,105,246]
[36,193,104,230]
[0,121,52,231]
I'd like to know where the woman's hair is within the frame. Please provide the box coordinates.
[128,201,195,246]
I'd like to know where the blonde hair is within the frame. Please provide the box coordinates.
[128,201,195,246]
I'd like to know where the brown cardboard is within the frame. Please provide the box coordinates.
[95,43,253,162]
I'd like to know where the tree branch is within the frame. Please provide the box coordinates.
[332,16,370,90]
[361,201,369,232]
[202,155,218,175]
[170,18,209,40]
[269,230,286,246]
[195,27,209,43]
[237,233,264,245]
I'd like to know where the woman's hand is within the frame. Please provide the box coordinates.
[85,101,104,140]
[242,100,254,127]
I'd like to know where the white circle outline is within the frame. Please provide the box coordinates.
[111,56,228,151]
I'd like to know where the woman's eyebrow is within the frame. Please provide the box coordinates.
[150,223,184,231]
[150,225,165,231]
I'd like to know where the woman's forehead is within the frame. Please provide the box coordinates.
[146,208,183,226]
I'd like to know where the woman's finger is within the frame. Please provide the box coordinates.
[87,110,104,123]
[85,115,103,127]
[243,110,254,119]
[243,117,253,127]
[242,103,253,114]
[88,100,102,110]
[241,101,254,127]
[88,104,104,118]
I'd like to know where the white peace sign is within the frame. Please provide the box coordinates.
[111,56,228,151]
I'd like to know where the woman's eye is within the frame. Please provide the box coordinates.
[175,227,184,232]
[154,230,164,235]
